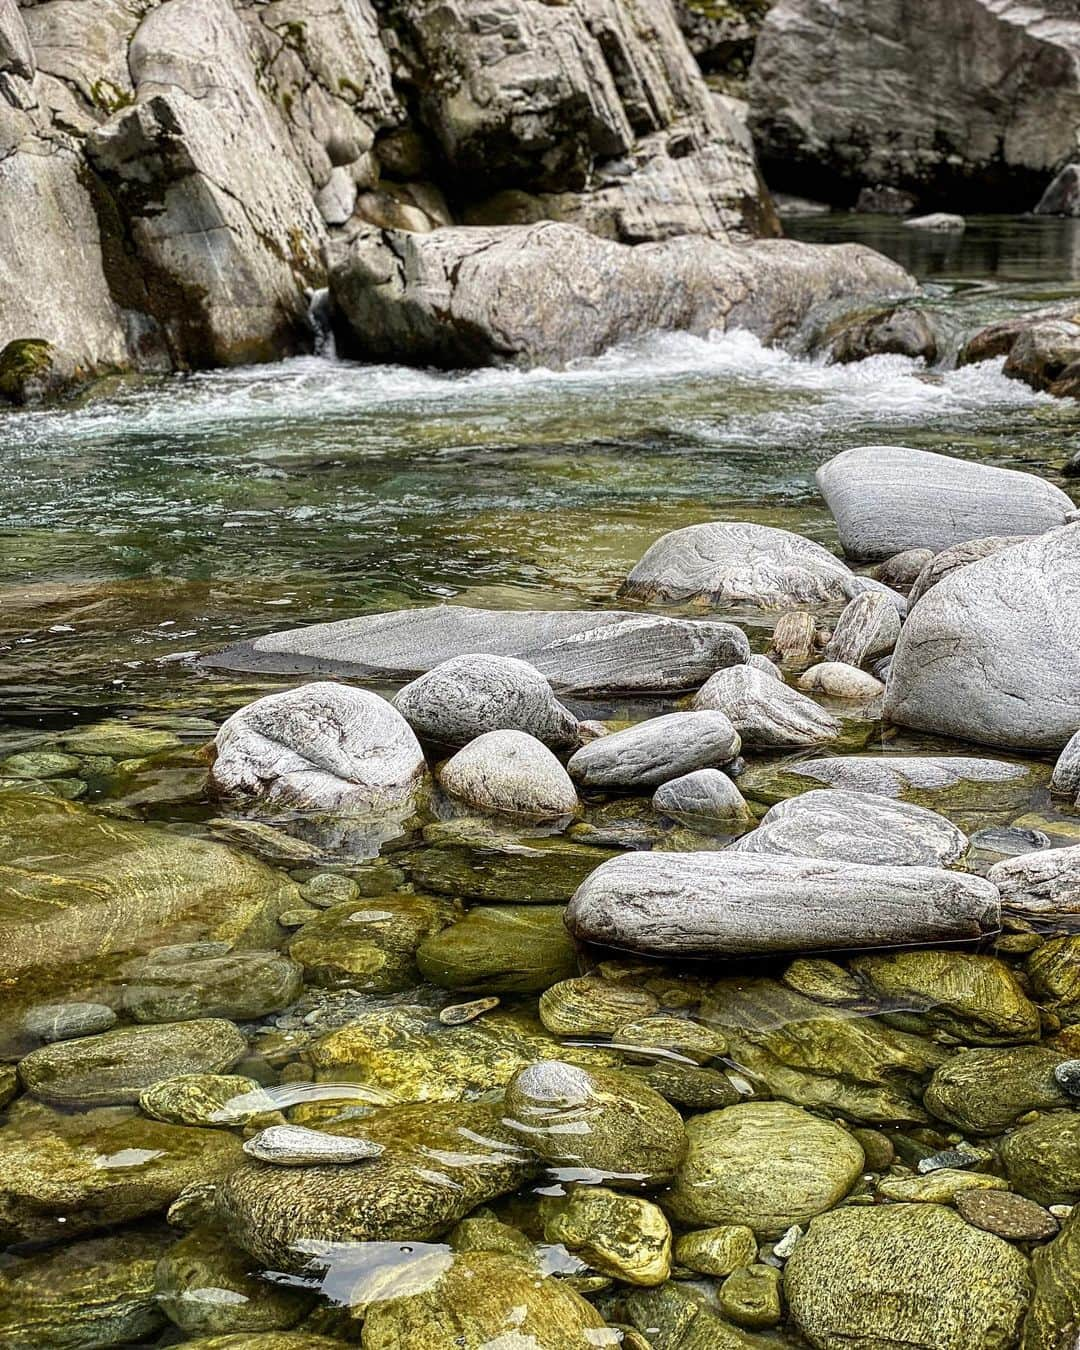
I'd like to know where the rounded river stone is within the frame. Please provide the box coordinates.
[541,1186,672,1286]
[439,729,578,820]
[503,1060,686,1187]
[664,1101,864,1237]
[693,664,840,748]
[785,1203,1031,1350]
[567,710,740,789]
[18,1019,248,1106]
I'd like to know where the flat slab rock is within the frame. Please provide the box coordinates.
[620,520,903,612]
[728,788,968,868]
[816,445,1075,561]
[885,523,1080,751]
[203,606,750,695]
[753,755,1036,799]
[565,852,1000,958]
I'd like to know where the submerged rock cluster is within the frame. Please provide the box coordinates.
[2,433,1078,1350]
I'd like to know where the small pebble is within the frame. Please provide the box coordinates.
[771,1224,803,1260]
[852,1128,895,1172]
[1050,1204,1074,1219]
[243,1124,384,1166]
[1054,1060,1080,1098]
[439,997,500,1025]
[956,1188,1059,1241]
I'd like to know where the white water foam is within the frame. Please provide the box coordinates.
[0,328,1062,453]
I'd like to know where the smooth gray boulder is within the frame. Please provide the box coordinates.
[693,665,841,748]
[567,712,740,790]
[620,520,903,611]
[988,845,1080,915]
[329,222,915,368]
[749,0,1080,206]
[1052,729,1080,798]
[394,654,579,750]
[908,536,1026,605]
[205,606,750,695]
[903,213,965,231]
[652,769,752,825]
[823,591,900,666]
[885,523,1080,751]
[211,682,427,813]
[565,852,1000,958]
[440,731,578,822]
[728,789,968,868]
[816,446,1075,561]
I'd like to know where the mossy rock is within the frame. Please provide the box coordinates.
[1024,1206,1080,1350]
[0,793,300,1053]
[0,750,82,780]
[403,830,614,901]
[216,1102,535,1271]
[923,1045,1071,1135]
[360,1250,610,1349]
[450,1207,535,1258]
[700,976,946,1125]
[1027,936,1080,1024]
[56,722,181,758]
[719,1263,783,1329]
[121,948,302,1022]
[18,1019,248,1107]
[288,892,451,991]
[0,339,79,405]
[876,1169,1008,1203]
[850,950,1041,1044]
[614,1282,764,1350]
[0,1065,16,1110]
[0,1099,245,1242]
[0,1227,174,1349]
[155,1227,314,1336]
[504,1060,686,1187]
[541,1186,672,1286]
[539,975,659,1036]
[179,1337,345,1349]
[665,1101,864,1236]
[674,1224,757,1277]
[1001,1112,1080,1207]
[139,1074,282,1129]
[305,1004,615,1104]
[784,1204,1031,1350]
[416,904,579,993]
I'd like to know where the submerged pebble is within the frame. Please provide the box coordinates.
[242,1124,384,1166]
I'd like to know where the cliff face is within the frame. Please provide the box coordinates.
[748,0,1080,209]
[0,0,774,388]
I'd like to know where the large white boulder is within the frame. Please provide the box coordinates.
[885,523,1080,751]
[816,446,1076,561]
[565,852,1000,958]
[211,682,427,812]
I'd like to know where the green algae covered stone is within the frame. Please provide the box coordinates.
[155,1228,314,1337]
[541,1186,672,1286]
[289,892,451,991]
[416,904,579,993]
[615,1282,765,1350]
[850,950,1041,1044]
[720,1263,783,1329]
[216,1102,535,1271]
[0,1099,245,1242]
[785,1203,1031,1350]
[179,1337,345,1350]
[139,1074,281,1129]
[1027,936,1080,1024]
[360,1250,611,1350]
[1001,1113,1080,1206]
[0,792,300,1051]
[539,975,659,1036]
[121,949,303,1023]
[1024,1206,1080,1350]
[403,827,615,901]
[923,1046,1071,1135]
[504,1060,686,1187]
[306,1005,614,1104]
[665,1101,864,1237]
[18,1019,248,1106]
[674,1224,758,1277]
[0,1228,174,1349]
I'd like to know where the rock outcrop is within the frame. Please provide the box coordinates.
[885,523,1080,751]
[329,222,915,368]
[0,0,790,394]
[749,0,1080,209]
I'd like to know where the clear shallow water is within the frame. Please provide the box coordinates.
[2,218,1080,1344]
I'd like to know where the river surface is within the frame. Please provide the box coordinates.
[1,215,1079,1344]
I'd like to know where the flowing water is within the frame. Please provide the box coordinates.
[2,216,1079,1345]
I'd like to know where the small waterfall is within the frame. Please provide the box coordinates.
[307,287,337,360]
